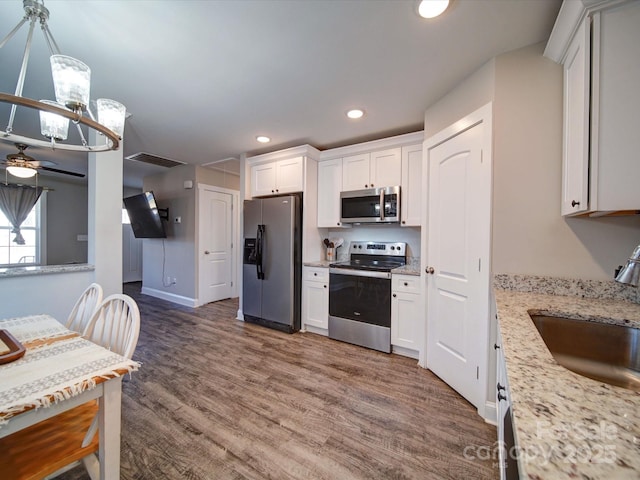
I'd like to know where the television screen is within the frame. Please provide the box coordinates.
[123,191,167,238]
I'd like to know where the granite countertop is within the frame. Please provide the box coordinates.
[0,264,94,278]
[303,261,332,268]
[495,288,640,479]
[391,264,420,276]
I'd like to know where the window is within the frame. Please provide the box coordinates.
[0,195,45,266]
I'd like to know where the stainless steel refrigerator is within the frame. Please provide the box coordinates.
[242,194,302,333]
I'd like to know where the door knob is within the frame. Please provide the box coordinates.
[571,200,580,207]
[204,250,210,255]
[426,266,435,274]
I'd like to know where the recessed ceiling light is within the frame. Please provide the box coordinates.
[346,109,364,119]
[417,0,449,19]
[256,135,271,143]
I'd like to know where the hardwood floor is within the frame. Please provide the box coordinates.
[58,283,498,480]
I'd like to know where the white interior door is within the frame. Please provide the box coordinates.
[122,224,142,283]
[199,189,233,305]
[424,104,492,411]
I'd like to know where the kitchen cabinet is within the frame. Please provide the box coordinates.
[495,323,518,480]
[302,266,328,333]
[250,156,303,197]
[546,0,640,216]
[391,274,422,358]
[342,148,402,191]
[400,144,422,226]
[317,158,345,228]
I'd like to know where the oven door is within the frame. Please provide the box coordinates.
[340,186,400,224]
[328,268,391,327]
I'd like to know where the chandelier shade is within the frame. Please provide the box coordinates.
[50,55,91,111]
[97,99,126,138]
[39,100,70,141]
[0,0,125,153]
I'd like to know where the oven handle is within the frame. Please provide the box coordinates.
[329,268,391,280]
[379,189,385,221]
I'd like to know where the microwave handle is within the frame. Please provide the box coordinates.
[379,190,385,221]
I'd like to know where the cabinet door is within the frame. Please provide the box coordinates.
[342,153,371,191]
[251,163,277,197]
[302,280,328,330]
[561,19,590,215]
[391,291,421,352]
[401,144,423,226]
[276,156,303,194]
[370,147,402,188]
[317,159,344,228]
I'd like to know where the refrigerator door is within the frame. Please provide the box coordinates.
[261,195,299,327]
[242,199,263,319]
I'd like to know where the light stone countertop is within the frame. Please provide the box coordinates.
[303,261,331,268]
[0,264,94,278]
[391,264,420,276]
[495,288,640,479]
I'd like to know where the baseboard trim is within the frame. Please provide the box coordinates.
[392,345,419,359]
[483,400,497,425]
[140,287,197,307]
[303,324,328,336]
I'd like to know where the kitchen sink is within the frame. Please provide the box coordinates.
[529,314,640,391]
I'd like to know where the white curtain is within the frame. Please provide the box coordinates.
[0,184,43,245]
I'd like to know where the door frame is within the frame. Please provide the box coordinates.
[420,102,493,419]
[197,184,240,306]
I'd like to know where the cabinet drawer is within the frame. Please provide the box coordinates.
[304,267,329,282]
[392,275,420,294]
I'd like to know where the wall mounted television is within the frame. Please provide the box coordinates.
[123,191,167,239]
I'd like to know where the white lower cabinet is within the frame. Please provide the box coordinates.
[391,274,422,358]
[496,323,519,480]
[302,266,328,333]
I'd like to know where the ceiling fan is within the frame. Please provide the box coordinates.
[1,144,85,178]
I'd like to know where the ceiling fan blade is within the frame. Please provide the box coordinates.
[40,166,86,178]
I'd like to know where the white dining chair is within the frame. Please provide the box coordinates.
[0,294,141,480]
[65,283,103,334]
[82,293,141,359]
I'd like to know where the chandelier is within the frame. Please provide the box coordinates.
[0,0,126,157]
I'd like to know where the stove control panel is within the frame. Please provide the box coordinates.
[349,241,406,256]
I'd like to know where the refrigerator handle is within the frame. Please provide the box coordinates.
[256,225,265,280]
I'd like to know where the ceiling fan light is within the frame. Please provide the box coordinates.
[7,165,37,178]
[417,0,449,19]
[50,54,91,111]
[97,98,126,137]
[39,100,70,140]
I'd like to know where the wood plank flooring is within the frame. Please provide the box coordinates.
[58,283,498,480]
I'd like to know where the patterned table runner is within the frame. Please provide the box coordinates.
[0,314,70,344]
[0,336,140,428]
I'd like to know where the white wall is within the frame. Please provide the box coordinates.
[425,42,640,282]
[142,164,240,306]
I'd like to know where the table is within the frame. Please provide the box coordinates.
[0,314,140,479]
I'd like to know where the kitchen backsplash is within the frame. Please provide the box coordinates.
[494,273,640,304]
[326,225,421,260]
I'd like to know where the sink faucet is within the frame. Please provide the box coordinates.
[615,245,640,287]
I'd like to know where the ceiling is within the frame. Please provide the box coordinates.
[0,0,562,188]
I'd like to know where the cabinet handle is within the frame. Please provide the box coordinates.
[402,221,406,224]
[337,222,340,226]
[371,183,374,187]
[571,200,580,207]
[392,293,397,298]
[365,184,369,188]
[271,189,275,193]
[494,343,501,350]
[497,383,505,392]
[498,392,507,402]
[403,282,408,286]
[426,267,435,274]
[314,273,317,276]
[324,285,327,288]
[276,189,279,193]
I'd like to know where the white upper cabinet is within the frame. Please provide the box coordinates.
[401,144,422,226]
[342,153,371,191]
[341,148,402,191]
[317,158,344,228]
[370,148,402,188]
[250,156,303,197]
[546,0,640,216]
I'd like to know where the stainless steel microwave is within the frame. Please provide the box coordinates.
[340,186,401,224]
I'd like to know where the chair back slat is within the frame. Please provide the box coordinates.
[83,294,140,359]
[66,283,103,334]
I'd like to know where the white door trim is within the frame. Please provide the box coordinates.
[197,184,240,306]
[421,102,493,419]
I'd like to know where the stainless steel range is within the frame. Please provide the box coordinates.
[328,241,406,353]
